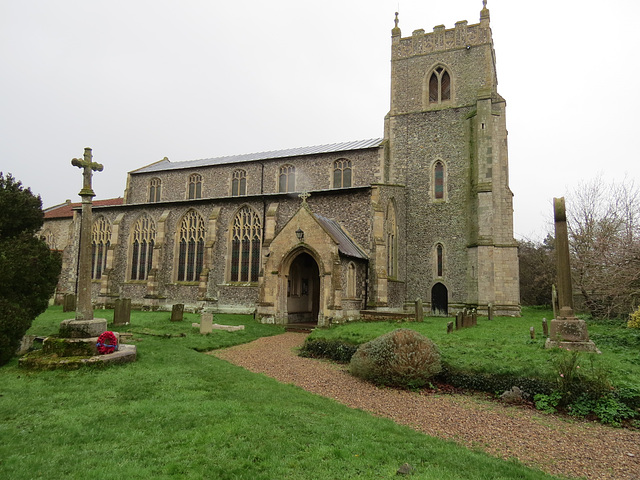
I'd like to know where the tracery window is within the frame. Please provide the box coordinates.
[188,173,202,200]
[232,169,247,196]
[428,66,451,104]
[149,178,161,203]
[177,210,205,282]
[278,164,295,193]
[91,216,111,280]
[229,206,262,283]
[130,214,156,281]
[347,262,357,298]
[434,161,445,200]
[386,202,397,278]
[436,243,444,277]
[42,230,56,250]
[333,159,352,188]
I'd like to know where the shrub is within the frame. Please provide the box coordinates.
[628,306,640,329]
[300,338,358,363]
[0,299,31,365]
[349,329,441,389]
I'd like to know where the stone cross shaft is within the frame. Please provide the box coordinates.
[72,148,104,321]
[553,197,574,318]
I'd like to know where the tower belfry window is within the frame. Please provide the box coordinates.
[429,67,451,104]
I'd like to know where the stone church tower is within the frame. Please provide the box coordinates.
[382,3,519,315]
[42,2,520,322]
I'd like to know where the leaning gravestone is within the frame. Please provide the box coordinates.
[171,304,184,322]
[545,198,597,352]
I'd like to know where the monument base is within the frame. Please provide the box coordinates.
[59,318,108,338]
[544,338,600,353]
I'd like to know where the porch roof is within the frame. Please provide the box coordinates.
[314,214,368,260]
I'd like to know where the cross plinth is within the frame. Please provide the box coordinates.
[71,148,104,322]
[545,197,598,352]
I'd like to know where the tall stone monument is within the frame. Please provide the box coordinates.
[545,197,598,352]
[59,148,108,338]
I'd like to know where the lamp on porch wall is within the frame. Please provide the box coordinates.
[295,228,304,243]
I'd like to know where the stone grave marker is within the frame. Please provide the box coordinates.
[542,318,548,337]
[114,298,131,326]
[487,303,493,321]
[171,304,184,322]
[447,321,453,334]
[455,311,463,330]
[415,298,423,322]
[200,312,213,334]
[63,294,76,313]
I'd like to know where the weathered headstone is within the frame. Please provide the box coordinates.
[542,318,548,337]
[546,198,597,352]
[114,298,131,326]
[471,308,477,327]
[455,311,463,330]
[200,312,213,334]
[530,327,535,339]
[487,303,493,321]
[171,304,184,322]
[415,298,423,322]
[447,321,453,334]
[63,293,76,313]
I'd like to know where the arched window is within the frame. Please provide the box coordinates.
[229,206,262,282]
[428,66,451,104]
[188,173,202,199]
[278,164,295,193]
[149,178,161,203]
[347,262,357,298]
[232,169,247,196]
[130,215,156,280]
[333,159,352,188]
[41,230,56,250]
[177,210,205,282]
[434,161,445,200]
[91,216,111,280]
[386,202,397,278]
[436,243,444,277]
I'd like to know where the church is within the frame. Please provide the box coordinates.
[42,3,520,326]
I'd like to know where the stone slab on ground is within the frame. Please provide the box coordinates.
[19,344,137,370]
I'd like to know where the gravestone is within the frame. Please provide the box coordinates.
[455,311,463,330]
[171,304,184,322]
[63,294,76,313]
[447,321,453,334]
[530,327,535,339]
[200,312,213,334]
[487,303,493,321]
[114,298,131,326]
[542,318,548,337]
[545,198,598,352]
[415,298,423,322]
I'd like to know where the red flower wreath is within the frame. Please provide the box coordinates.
[96,331,118,355]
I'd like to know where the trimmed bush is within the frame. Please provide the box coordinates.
[349,329,441,388]
[300,338,358,363]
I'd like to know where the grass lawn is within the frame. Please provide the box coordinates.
[0,306,559,479]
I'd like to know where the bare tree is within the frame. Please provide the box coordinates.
[566,177,640,318]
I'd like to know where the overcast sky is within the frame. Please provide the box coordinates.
[2,0,639,241]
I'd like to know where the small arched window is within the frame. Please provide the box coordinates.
[130,214,156,281]
[177,210,205,282]
[428,66,451,104]
[232,169,247,196]
[333,159,352,188]
[434,161,445,200]
[149,178,161,203]
[229,206,262,282]
[278,165,295,193]
[347,262,357,298]
[436,243,444,277]
[188,173,202,199]
[91,216,111,279]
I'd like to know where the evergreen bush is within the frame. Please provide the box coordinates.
[349,329,441,388]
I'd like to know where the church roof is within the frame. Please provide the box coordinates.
[314,214,368,260]
[44,198,124,219]
[132,138,384,174]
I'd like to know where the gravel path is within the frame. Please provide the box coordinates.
[212,333,640,480]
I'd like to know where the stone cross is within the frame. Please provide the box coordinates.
[553,198,574,319]
[298,192,311,203]
[71,148,103,321]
